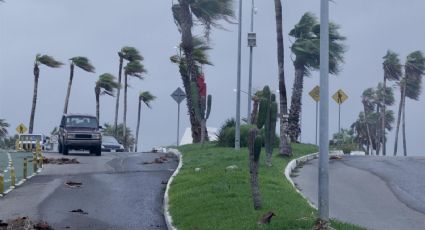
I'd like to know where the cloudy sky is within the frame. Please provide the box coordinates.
[1,0,425,154]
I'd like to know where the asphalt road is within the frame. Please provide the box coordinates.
[292,156,425,230]
[0,151,178,230]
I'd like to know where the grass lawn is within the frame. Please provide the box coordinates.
[168,143,365,230]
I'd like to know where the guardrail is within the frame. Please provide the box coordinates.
[0,144,44,197]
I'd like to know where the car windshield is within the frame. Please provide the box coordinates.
[102,136,119,144]
[66,116,98,128]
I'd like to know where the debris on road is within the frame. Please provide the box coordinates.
[161,180,168,185]
[65,181,83,188]
[70,209,88,215]
[258,211,276,224]
[142,156,168,165]
[329,155,343,160]
[0,217,53,230]
[43,158,80,165]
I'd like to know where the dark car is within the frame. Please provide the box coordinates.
[58,114,102,156]
[102,136,125,152]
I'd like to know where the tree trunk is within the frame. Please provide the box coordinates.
[393,81,404,156]
[135,99,141,153]
[274,0,292,156]
[95,87,100,127]
[250,99,259,124]
[114,56,124,137]
[382,77,387,156]
[63,63,74,114]
[402,87,407,156]
[123,73,128,151]
[363,103,374,155]
[29,64,40,134]
[248,128,261,210]
[375,105,381,156]
[288,67,305,142]
[200,119,206,144]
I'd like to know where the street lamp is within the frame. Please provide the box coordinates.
[235,0,243,150]
[247,0,256,124]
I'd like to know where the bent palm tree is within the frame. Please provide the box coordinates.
[382,51,402,156]
[172,0,234,143]
[95,73,120,127]
[30,54,63,133]
[0,119,9,138]
[135,91,156,152]
[288,12,346,142]
[123,60,146,150]
[394,51,425,156]
[114,47,143,136]
[63,57,95,114]
[273,0,291,156]
[361,88,376,155]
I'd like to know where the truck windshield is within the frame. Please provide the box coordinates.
[66,116,98,128]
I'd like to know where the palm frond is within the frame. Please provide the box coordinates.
[121,47,143,62]
[37,55,63,68]
[405,50,425,100]
[139,91,156,108]
[124,61,147,79]
[383,50,402,81]
[96,73,121,96]
[71,56,95,73]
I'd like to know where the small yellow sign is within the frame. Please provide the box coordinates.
[332,89,348,105]
[309,86,320,102]
[16,123,28,134]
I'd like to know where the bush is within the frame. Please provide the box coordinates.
[216,119,279,148]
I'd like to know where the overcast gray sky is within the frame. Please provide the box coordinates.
[1,0,425,154]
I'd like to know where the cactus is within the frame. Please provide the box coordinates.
[248,128,262,210]
[255,86,278,166]
[191,82,212,144]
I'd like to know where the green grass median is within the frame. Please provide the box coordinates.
[168,143,364,230]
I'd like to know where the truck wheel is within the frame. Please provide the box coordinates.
[95,146,101,156]
[58,143,62,153]
[63,145,69,155]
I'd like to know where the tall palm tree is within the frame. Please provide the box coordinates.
[394,51,425,156]
[361,88,376,155]
[114,47,143,137]
[287,12,346,142]
[382,51,402,156]
[63,57,95,114]
[172,0,234,143]
[135,91,156,152]
[95,73,120,127]
[375,83,395,155]
[0,119,9,138]
[273,0,291,156]
[123,60,146,150]
[29,54,63,133]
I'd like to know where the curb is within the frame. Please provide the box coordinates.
[284,150,344,209]
[164,148,183,230]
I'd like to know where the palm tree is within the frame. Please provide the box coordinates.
[273,0,291,156]
[382,51,402,156]
[29,54,63,133]
[375,83,395,155]
[361,88,376,155]
[63,57,95,114]
[123,60,146,150]
[135,91,156,152]
[172,0,234,143]
[394,51,425,156]
[114,47,143,137]
[95,73,120,127]
[287,12,346,142]
[0,119,9,138]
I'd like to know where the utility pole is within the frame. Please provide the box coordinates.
[235,0,242,150]
[319,0,330,223]
[247,0,256,123]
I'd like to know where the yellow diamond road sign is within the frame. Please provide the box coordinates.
[309,86,320,102]
[332,89,348,105]
[16,123,28,134]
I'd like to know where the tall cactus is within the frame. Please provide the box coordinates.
[191,82,212,144]
[248,128,262,210]
[256,86,278,166]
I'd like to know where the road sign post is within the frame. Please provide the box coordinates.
[332,89,348,133]
[309,86,320,145]
[171,87,186,147]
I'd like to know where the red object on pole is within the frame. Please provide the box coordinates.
[197,74,207,97]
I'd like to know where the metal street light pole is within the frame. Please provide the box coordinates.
[235,0,243,150]
[319,0,330,223]
[247,0,255,123]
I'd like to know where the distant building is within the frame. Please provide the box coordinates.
[180,127,218,146]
